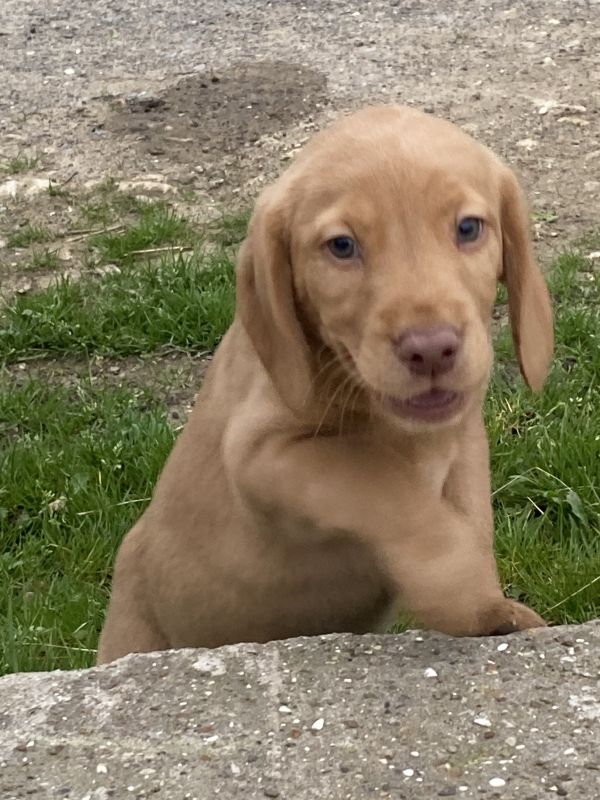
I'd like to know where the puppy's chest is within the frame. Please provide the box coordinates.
[406,443,459,499]
[254,512,395,630]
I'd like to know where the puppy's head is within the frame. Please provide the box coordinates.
[237,105,553,430]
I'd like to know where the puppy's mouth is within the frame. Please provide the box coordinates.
[384,388,464,423]
[335,346,466,424]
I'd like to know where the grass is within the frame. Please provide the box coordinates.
[0,252,235,360]
[7,224,51,249]
[532,208,558,224]
[0,381,176,673]
[1,154,39,174]
[77,178,144,228]
[0,200,598,674]
[488,249,600,623]
[206,209,251,247]
[28,248,61,271]
[47,181,72,199]
[91,202,198,263]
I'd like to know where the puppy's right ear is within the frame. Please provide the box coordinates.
[236,188,314,415]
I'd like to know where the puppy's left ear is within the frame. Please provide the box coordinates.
[500,168,554,391]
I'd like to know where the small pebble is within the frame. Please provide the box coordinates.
[311,718,324,731]
[402,768,414,777]
[489,777,506,788]
[474,716,492,727]
[424,667,438,678]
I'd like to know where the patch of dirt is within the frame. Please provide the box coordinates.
[107,62,329,189]
[0,181,189,298]
[1,1,598,261]
[3,351,212,425]
[0,190,84,294]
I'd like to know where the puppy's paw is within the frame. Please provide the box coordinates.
[485,598,546,636]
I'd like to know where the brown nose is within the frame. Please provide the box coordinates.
[395,325,462,377]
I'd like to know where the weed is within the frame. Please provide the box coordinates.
[7,224,51,249]
[28,248,60,271]
[1,155,39,174]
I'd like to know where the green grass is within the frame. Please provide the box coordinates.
[77,179,143,228]
[46,180,73,199]
[0,210,598,674]
[27,248,61,271]
[532,208,558,224]
[206,209,251,247]
[7,224,51,249]
[0,251,235,360]
[0,381,176,673]
[91,202,198,263]
[487,246,600,623]
[1,154,39,174]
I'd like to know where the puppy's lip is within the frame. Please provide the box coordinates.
[384,388,465,422]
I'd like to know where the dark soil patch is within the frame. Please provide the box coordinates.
[107,61,328,185]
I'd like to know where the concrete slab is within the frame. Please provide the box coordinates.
[1,623,599,798]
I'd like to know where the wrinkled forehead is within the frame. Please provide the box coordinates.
[284,110,503,232]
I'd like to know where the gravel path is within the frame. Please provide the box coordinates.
[1,0,599,245]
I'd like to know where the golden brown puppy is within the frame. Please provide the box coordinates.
[97,105,554,664]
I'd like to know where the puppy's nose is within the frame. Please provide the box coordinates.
[395,325,462,376]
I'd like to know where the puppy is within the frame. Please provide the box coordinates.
[97,105,553,664]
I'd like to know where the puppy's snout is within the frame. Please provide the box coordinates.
[394,325,462,377]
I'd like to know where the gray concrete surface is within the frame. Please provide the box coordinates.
[1,623,599,799]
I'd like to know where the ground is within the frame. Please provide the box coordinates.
[1,1,599,244]
[1,0,599,388]
[0,1,599,674]
[1,625,600,799]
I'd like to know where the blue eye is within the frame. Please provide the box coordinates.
[327,236,358,260]
[457,217,483,244]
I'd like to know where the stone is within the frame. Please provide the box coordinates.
[0,623,599,798]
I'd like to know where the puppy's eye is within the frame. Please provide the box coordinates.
[327,236,358,260]
[457,217,483,244]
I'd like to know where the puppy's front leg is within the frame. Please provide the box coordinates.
[231,430,544,637]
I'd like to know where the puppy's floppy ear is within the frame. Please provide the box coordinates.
[500,168,554,391]
[236,187,314,414]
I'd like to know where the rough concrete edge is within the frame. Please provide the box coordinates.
[1,620,599,684]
